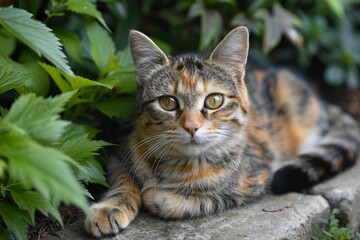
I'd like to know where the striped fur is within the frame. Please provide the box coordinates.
[84,27,360,238]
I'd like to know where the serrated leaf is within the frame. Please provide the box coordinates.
[59,134,108,163]
[0,54,50,96]
[65,0,110,31]
[0,58,30,94]
[0,202,30,240]
[0,6,74,76]
[3,92,76,143]
[64,74,112,89]
[76,158,108,186]
[87,21,116,75]
[1,134,88,214]
[11,190,62,225]
[94,96,136,119]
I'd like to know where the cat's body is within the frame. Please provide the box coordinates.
[85,27,360,238]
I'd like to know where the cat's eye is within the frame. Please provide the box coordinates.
[159,96,179,111]
[204,93,224,110]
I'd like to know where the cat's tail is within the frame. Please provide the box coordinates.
[271,105,360,193]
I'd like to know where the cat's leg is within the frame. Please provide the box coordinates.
[142,188,226,219]
[271,106,360,193]
[84,175,141,238]
[142,169,269,218]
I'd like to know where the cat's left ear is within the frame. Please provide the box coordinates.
[129,30,169,85]
[210,26,249,67]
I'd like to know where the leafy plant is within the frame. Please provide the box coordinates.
[0,1,136,239]
[312,197,360,240]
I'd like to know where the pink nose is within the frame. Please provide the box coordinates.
[183,119,201,136]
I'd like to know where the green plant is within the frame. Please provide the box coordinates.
[312,197,360,240]
[0,1,137,239]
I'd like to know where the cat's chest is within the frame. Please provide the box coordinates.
[134,154,239,190]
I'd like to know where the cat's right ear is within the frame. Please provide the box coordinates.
[129,30,169,85]
[210,26,249,68]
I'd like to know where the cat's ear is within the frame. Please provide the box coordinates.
[129,30,169,84]
[210,26,249,67]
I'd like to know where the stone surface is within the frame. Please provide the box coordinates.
[310,160,360,231]
[44,193,329,240]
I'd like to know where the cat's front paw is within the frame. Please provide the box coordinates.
[84,203,134,238]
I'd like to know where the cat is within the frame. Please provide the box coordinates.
[84,26,360,238]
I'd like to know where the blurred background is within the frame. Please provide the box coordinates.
[13,0,360,117]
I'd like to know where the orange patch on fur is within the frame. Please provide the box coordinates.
[237,171,269,195]
[170,163,225,184]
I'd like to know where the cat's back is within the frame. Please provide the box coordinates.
[244,61,327,161]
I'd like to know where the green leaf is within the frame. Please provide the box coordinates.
[99,73,137,94]
[65,0,110,31]
[0,53,50,96]
[0,6,74,76]
[56,30,84,64]
[3,92,75,143]
[0,28,16,56]
[39,62,72,92]
[40,62,113,91]
[199,10,222,51]
[76,158,108,186]
[94,96,136,119]
[59,134,108,163]
[64,74,112,90]
[0,158,6,177]
[117,45,134,68]
[11,190,62,225]
[324,0,344,18]
[16,60,50,96]
[1,134,88,214]
[0,201,30,240]
[87,21,116,75]
[0,57,30,94]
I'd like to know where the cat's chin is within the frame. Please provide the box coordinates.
[174,141,214,157]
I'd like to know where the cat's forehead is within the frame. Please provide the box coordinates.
[171,54,205,73]
[170,54,239,95]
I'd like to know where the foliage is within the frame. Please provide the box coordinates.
[99,0,360,88]
[312,197,360,240]
[0,1,135,239]
[0,0,359,239]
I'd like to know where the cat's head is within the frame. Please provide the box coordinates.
[129,27,250,157]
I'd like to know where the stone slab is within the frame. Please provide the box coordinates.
[44,193,329,240]
[310,160,360,231]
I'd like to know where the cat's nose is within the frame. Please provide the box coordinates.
[181,111,204,137]
[183,120,201,137]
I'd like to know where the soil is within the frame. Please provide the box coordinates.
[29,206,83,240]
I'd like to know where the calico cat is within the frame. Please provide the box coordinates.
[84,26,360,238]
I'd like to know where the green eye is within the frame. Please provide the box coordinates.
[204,93,224,110]
[159,96,179,111]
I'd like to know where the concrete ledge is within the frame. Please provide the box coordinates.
[310,161,360,231]
[44,161,360,240]
[45,193,329,240]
